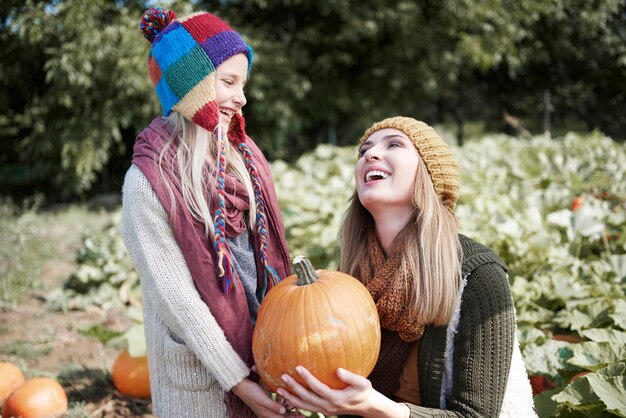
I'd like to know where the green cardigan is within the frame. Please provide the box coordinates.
[366,235,516,417]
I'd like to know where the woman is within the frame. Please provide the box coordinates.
[121,7,290,418]
[277,117,536,417]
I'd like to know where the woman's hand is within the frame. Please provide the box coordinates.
[232,377,286,418]
[277,366,408,418]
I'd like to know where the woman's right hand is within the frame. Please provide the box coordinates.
[232,377,287,418]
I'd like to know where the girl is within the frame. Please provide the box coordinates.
[121,7,290,418]
[277,117,537,417]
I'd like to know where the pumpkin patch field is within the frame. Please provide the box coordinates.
[1,131,625,417]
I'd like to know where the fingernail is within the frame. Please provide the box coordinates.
[281,374,289,383]
[296,366,303,374]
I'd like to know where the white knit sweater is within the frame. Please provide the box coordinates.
[121,165,251,417]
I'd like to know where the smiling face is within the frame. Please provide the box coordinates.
[215,53,248,129]
[356,128,421,216]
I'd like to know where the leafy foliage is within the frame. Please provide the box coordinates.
[0,0,157,199]
[271,145,356,269]
[47,213,141,311]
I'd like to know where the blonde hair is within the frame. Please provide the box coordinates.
[340,154,462,326]
[158,111,257,239]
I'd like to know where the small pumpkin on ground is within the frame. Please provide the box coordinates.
[112,349,151,398]
[0,361,25,406]
[1,377,67,418]
[253,255,381,393]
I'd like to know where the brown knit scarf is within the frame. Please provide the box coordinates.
[360,231,425,342]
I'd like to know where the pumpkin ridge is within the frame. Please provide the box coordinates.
[316,280,334,386]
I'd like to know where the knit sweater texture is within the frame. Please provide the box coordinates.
[366,235,536,417]
[121,165,252,417]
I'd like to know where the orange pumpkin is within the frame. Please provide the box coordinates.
[112,349,151,398]
[253,255,381,393]
[0,361,25,405]
[2,377,67,418]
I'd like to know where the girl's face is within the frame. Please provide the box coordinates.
[356,128,421,214]
[215,53,248,129]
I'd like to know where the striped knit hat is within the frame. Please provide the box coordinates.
[140,7,253,144]
[359,117,460,211]
[140,7,280,294]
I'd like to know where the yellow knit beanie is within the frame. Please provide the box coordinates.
[359,116,460,211]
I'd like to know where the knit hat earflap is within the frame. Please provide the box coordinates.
[359,117,460,211]
[140,6,253,145]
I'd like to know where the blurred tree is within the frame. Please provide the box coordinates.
[203,0,625,152]
[0,0,156,200]
[492,0,626,138]
[1,0,624,201]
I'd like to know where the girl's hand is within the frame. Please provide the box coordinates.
[277,366,407,418]
[232,378,286,418]
[251,365,305,417]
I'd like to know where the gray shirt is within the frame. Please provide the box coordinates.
[226,228,260,324]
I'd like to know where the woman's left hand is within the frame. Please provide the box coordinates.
[276,366,405,418]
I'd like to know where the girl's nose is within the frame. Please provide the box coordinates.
[233,88,247,108]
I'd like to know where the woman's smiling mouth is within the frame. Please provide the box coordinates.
[365,169,390,183]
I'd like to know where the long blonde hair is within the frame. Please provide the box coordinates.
[158,111,257,239]
[340,155,462,326]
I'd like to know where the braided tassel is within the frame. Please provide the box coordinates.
[238,143,282,295]
[213,129,236,294]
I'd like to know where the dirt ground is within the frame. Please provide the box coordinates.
[0,206,155,417]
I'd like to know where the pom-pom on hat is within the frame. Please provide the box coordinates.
[140,7,253,144]
[359,117,460,211]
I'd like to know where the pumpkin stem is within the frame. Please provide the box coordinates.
[293,255,319,286]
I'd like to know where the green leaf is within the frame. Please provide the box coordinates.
[79,324,123,345]
[587,373,626,417]
[523,339,573,375]
[552,376,601,406]
[558,297,613,331]
[589,362,626,417]
[580,329,626,344]
[611,300,626,330]
[568,342,626,371]
[555,308,595,331]
[124,323,147,357]
[518,327,547,347]
[596,361,626,378]
[126,305,144,323]
[533,386,561,418]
